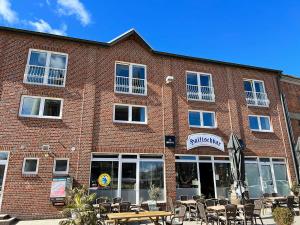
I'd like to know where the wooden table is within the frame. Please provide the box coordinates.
[207,205,244,225]
[107,211,172,225]
[265,196,287,202]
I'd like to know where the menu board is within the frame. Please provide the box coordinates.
[50,178,67,198]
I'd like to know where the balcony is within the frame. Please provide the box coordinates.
[245,91,270,107]
[24,65,66,86]
[187,84,215,102]
[115,76,146,95]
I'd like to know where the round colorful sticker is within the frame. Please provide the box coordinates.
[98,173,111,187]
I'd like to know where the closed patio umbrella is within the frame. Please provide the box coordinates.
[227,133,246,199]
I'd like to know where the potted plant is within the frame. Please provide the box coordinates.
[59,186,98,225]
[272,207,294,225]
[147,184,160,211]
[290,181,299,196]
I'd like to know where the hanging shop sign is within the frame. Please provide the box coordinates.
[98,173,111,187]
[165,135,176,148]
[187,133,224,151]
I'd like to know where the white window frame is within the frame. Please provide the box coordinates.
[188,110,217,128]
[19,95,64,119]
[113,103,147,124]
[186,71,215,102]
[24,49,68,87]
[244,79,269,107]
[53,158,69,175]
[248,115,273,132]
[114,61,147,96]
[89,153,165,205]
[22,158,39,175]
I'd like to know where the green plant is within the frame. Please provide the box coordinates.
[148,184,160,201]
[59,186,98,225]
[290,181,299,196]
[272,207,294,225]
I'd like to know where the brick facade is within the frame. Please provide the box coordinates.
[0,27,296,219]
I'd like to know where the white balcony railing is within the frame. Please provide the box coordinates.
[245,91,270,107]
[187,84,215,102]
[25,65,66,86]
[115,76,146,95]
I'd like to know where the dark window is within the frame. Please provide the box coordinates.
[54,159,68,173]
[23,159,38,173]
[43,99,61,117]
[115,105,129,121]
[132,65,145,79]
[116,64,129,77]
[132,107,145,122]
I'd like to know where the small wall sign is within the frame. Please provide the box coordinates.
[165,135,176,148]
[98,173,111,187]
[187,133,224,151]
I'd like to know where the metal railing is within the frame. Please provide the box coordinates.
[245,91,269,107]
[186,84,215,101]
[25,65,66,86]
[115,76,146,94]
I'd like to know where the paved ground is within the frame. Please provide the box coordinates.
[15,211,300,225]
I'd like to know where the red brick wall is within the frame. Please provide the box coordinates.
[0,29,296,219]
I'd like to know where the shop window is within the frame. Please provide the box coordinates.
[214,163,231,199]
[114,104,147,124]
[53,158,69,174]
[19,95,63,119]
[245,163,262,198]
[188,110,216,128]
[273,164,289,196]
[22,158,39,175]
[248,115,272,132]
[24,49,68,87]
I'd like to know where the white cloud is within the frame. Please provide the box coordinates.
[0,0,18,23]
[29,19,67,35]
[57,0,90,26]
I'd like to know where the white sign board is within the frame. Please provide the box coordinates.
[187,133,224,151]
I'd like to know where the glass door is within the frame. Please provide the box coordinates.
[245,163,262,198]
[199,162,215,198]
[260,164,275,194]
[121,162,137,204]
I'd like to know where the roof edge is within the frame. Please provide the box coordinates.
[281,74,300,85]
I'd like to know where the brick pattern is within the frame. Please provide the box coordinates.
[0,29,296,219]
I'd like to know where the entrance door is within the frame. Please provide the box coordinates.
[260,164,275,194]
[199,163,215,198]
[0,152,9,210]
[121,162,137,203]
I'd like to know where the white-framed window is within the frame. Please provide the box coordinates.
[186,71,215,102]
[248,115,272,132]
[244,79,269,107]
[24,49,68,87]
[22,158,39,175]
[53,158,69,175]
[115,62,147,95]
[188,110,216,128]
[19,95,63,119]
[113,104,147,124]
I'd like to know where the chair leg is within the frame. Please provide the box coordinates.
[259,216,263,225]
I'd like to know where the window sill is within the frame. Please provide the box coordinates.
[189,126,217,129]
[22,173,38,177]
[19,115,62,120]
[23,81,65,88]
[114,91,147,96]
[250,129,273,133]
[247,104,269,108]
[187,98,215,103]
[113,121,147,125]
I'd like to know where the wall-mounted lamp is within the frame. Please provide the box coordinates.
[165,76,174,84]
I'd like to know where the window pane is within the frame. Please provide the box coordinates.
[200,75,210,86]
[214,163,231,198]
[24,159,37,172]
[121,163,136,203]
[187,73,198,85]
[50,54,67,69]
[21,97,41,116]
[176,162,199,199]
[140,161,164,202]
[189,111,201,126]
[254,81,264,93]
[132,65,145,79]
[243,80,253,92]
[273,164,289,196]
[260,117,271,130]
[0,165,5,191]
[249,116,259,130]
[203,112,215,127]
[116,64,129,77]
[29,51,47,66]
[89,161,119,200]
[245,163,262,198]
[43,99,61,117]
[261,165,275,193]
[132,107,145,122]
[115,105,129,121]
[55,159,68,172]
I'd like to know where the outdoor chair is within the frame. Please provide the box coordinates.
[253,200,264,225]
[119,201,131,212]
[113,197,122,204]
[97,202,112,221]
[219,204,237,225]
[219,199,229,205]
[262,193,270,198]
[237,203,255,225]
[96,197,108,204]
[261,196,272,215]
[180,195,188,201]
[193,195,201,201]
[205,199,216,207]
[271,193,278,197]
[197,203,217,225]
[166,205,187,225]
[281,196,296,215]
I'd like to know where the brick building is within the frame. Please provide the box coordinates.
[0,26,296,219]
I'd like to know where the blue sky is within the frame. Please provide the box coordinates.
[0,0,300,75]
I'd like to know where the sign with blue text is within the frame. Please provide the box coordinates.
[187,133,224,151]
